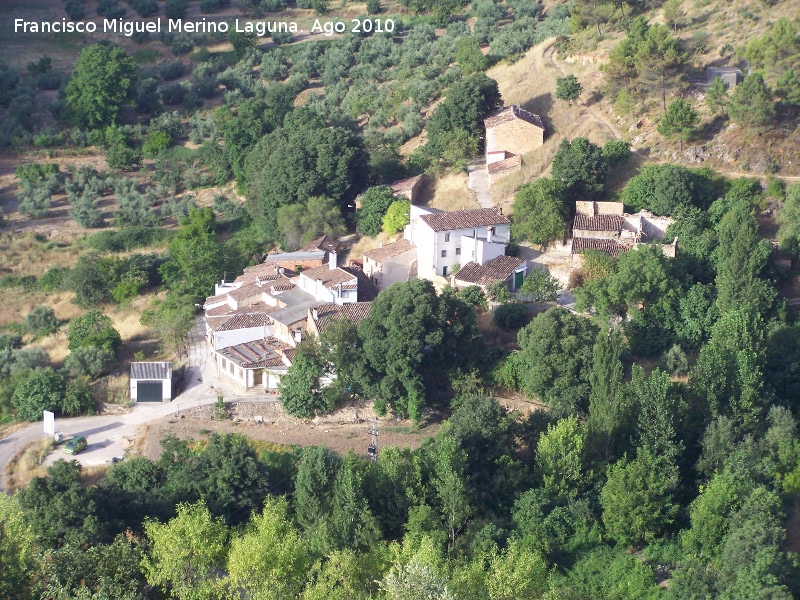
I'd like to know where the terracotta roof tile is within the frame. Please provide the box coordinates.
[484,105,544,129]
[228,282,264,301]
[573,214,624,232]
[572,237,630,257]
[312,302,372,335]
[301,265,357,288]
[218,337,291,369]
[419,208,510,232]
[487,155,522,175]
[390,174,423,194]
[363,239,415,262]
[455,255,525,285]
[215,312,273,332]
[203,293,229,307]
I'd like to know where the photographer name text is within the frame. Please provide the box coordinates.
[13,17,395,37]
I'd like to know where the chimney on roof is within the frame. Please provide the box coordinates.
[499,207,503,215]
[312,307,318,320]
[487,226,494,244]
[329,250,337,271]
[274,262,278,274]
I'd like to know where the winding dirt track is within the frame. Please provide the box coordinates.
[542,41,800,183]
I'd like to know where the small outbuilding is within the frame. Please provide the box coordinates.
[130,362,173,403]
[706,67,743,88]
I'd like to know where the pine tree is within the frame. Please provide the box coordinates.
[657,98,699,150]
[705,76,729,116]
[728,73,776,133]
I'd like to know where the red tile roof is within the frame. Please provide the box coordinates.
[573,213,624,232]
[218,337,291,369]
[363,239,415,262]
[420,207,510,232]
[215,312,272,332]
[228,283,264,301]
[484,105,544,129]
[487,155,522,175]
[455,255,525,285]
[312,302,372,334]
[572,237,629,257]
[301,265,358,289]
[390,174,423,194]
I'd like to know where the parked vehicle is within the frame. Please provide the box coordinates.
[63,436,87,455]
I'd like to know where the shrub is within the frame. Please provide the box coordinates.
[129,0,159,17]
[15,163,59,185]
[11,368,65,421]
[159,61,185,81]
[96,0,126,18]
[457,285,489,311]
[62,380,95,417]
[65,345,116,378]
[485,281,512,303]
[143,130,172,157]
[26,306,59,336]
[38,267,69,292]
[382,200,410,235]
[165,0,189,19]
[662,344,688,376]
[67,309,121,353]
[64,0,86,20]
[493,302,528,329]
[86,226,172,252]
[159,82,187,105]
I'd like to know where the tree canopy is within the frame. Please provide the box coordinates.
[517,308,598,417]
[510,178,569,246]
[65,44,137,129]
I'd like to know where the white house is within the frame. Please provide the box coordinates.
[404,206,514,279]
[202,249,376,392]
[363,238,417,291]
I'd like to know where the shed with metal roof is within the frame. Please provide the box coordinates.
[130,362,173,403]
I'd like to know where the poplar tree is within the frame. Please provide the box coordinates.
[588,327,625,461]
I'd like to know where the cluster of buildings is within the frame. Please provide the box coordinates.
[198,103,679,394]
[570,201,676,265]
[203,203,531,392]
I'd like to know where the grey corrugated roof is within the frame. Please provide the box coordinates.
[265,251,325,262]
[270,287,321,327]
[131,362,172,380]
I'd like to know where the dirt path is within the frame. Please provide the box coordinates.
[467,158,492,208]
[545,43,800,183]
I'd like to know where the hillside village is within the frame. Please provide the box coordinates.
[2,0,800,597]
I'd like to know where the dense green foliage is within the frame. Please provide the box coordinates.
[244,109,366,241]
[358,186,396,237]
[551,137,630,200]
[510,178,568,246]
[517,308,598,417]
[65,44,137,129]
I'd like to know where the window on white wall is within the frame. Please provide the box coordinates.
[441,250,447,257]
[456,247,461,255]
[444,232,450,242]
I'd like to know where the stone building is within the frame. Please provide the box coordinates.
[484,105,545,186]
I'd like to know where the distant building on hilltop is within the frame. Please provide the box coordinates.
[484,105,545,186]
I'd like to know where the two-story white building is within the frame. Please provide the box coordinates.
[404,206,513,279]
